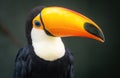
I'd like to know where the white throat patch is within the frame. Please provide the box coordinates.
[31,28,65,61]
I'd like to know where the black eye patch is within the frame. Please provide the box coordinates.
[34,20,41,26]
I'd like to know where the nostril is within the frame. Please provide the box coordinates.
[84,22,105,41]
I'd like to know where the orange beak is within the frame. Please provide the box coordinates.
[40,6,105,42]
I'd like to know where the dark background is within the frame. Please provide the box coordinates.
[0,0,119,78]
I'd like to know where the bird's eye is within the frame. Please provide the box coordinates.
[34,20,41,26]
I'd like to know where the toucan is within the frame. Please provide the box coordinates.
[13,6,105,78]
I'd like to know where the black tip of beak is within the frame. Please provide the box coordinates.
[84,22,105,41]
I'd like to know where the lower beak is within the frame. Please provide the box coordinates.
[41,7,105,42]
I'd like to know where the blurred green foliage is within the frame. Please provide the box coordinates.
[0,0,119,78]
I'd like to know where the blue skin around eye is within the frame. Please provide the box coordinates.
[35,21,41,26]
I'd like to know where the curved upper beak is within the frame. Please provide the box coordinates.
[41,6,105,42]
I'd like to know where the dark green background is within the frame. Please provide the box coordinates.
[0,0,119,78]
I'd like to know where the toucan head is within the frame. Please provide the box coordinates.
[26,6,105,45]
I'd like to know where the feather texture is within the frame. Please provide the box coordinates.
[13,45,73,78]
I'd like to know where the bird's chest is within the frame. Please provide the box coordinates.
[30,53,70,78]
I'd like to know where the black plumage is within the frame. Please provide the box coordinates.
[13,45,73,78]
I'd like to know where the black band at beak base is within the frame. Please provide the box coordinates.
[84,22,105,41]
[40,13,55,36]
